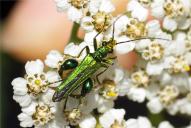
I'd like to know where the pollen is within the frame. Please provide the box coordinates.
[163,0,186,18]
[111,120,126,128]
[107,91,118,97]
[92,11,112,32]
[34,79,41,85]
[142,41,164,63]
[121,18,147,39]
[69,0,88,9]
[99,79,118,99]
[183,65,190,71]
[168,56,190,74]
[32,104,54,126]
[158,85,179,106]
[26,73,48,96]
[64,108,82,125]
[131,70,149,88]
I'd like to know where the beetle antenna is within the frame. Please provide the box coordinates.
[116,37,170,45]
[111,12,129,41]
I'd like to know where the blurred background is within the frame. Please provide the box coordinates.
[0,0,190,128]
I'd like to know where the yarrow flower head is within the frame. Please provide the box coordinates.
[12,0,191,127]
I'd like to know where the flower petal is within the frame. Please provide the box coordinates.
[79,115,96,128]
[163,17,177,32]
[127,88,146,103]
[12,77,28,95]
[18,113,33,127]
[127,0,148,21]
[115,36,135,54]
[45,50,63,68]
[25,59,44,75]
[13,95,32,107]
[147,98,163,114]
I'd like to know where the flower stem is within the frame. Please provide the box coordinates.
[68,22,83,44]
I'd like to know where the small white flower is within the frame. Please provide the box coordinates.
[163,17,177,32]
[88,0,115,14]
[159,85,179,106]
[128,87,146,103]
[146,20,161,37]
[127,0,149,22]
[12,59,59,107]
[158,121,174,128]
[79,115,96,128]
[94,92,115,113]
[45,50,63,69]
[67,7,83,23]
[18,102,62,128]
[120,18,148,39]
[64,108,82,125]
[125,116,153,128]
[25,59,44,75]
[151,0,165,18]
[147,97,163,114]
[151,0,191,31]
[55,0,89,22]
[114,36,136,54]
[99,108,126,128]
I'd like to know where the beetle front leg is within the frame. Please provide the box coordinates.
[93,33,100,51]
[102,56,117,65]
[96,65,109,85]
[63,45,90,59]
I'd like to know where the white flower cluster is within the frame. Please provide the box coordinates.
[12,0,191,128]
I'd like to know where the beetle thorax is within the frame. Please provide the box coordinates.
[92,40,116,61]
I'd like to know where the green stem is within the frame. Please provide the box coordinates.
[68,22,83,44]
[148,111,165,127]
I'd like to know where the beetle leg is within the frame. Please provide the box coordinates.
[102,56,117,65]
[76,46,90,58]
[96,65,109,85]
[107,56,117,60]
[70,94,81,99]
[63,46,90,58]
[63,96,68,111]
[102,59,114,65]
[70,78,93,98]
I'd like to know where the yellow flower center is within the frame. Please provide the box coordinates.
[111,120,126,128]
[142,41,164,62]
[99,79,118,99]
[26,73,48,96]
[163,0,186,18]
[69,0,88,9]
[121,18,147,39]
[64,108,82,125]
[168,56,190,74]
[159,85,179,106]
[32,104,54,126]
[92,11,112,32]
[35,79,41,85]
[131,70,149,87]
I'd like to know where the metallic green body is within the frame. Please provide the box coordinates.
[53,54,105,101]
[53,43,114,102]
